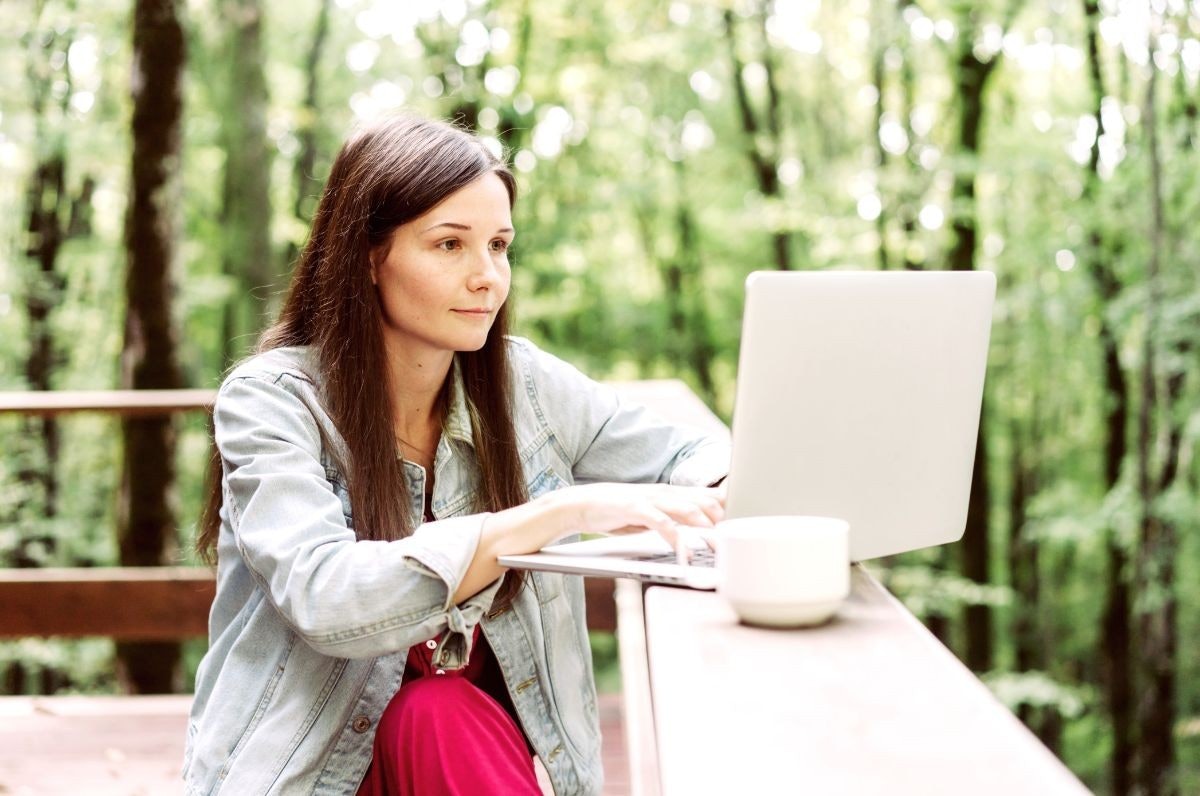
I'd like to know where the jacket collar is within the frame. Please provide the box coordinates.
[442,356,476,449]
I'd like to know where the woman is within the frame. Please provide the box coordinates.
[183,113,728,795]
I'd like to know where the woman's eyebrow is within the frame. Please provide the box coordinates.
[421,221,514,234]
[422,221,469,233]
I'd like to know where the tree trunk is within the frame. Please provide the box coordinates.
[219,0,273,365]
[20,156,66,538]
[948,39,998,674]
[1173,59,1196,150]
[897,0,923,270]
[870,0,889,272]
[497,0,533,152]
[285,0,331,270]
[723,5,790,270]
[1007,422,1037,708]
[17,18,91,553]
[1007,407,1064,751]
[1133,39,1177,795]
[1078,2,1136,790]
[961,409,992,672]
[117,0,186,695]
[672,159,716,405]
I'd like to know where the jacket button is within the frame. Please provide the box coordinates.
[351,716,372,733]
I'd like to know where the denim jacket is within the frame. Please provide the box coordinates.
[182,336,729,795]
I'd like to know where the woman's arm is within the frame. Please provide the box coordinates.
[453,482,725,602]
[216,373,504,659]
[513,338,731,487]
[216,372,725,654]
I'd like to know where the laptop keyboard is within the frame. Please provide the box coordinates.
[631,548,716,568]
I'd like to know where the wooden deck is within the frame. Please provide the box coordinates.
[0,692,630,795]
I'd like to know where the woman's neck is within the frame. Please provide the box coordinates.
[384,343,453,452]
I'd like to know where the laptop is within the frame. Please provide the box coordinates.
[498,270,996,589]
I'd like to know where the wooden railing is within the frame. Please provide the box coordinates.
[0,387,622,639]
[0,567,215,640]
[0,389,216,418]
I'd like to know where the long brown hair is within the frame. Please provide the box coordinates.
[199,114,529,612]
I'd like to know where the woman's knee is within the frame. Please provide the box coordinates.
[377,676,478,736]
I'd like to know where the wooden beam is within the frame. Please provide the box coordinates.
[0,567,618,639]
[584,578,616,632]
[0,381,715,424]
[0,567,214,641]
[0,693,629,792]
[0,389,215,417]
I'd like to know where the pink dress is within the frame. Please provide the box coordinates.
[356,626,541,795]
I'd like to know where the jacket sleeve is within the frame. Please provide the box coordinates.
[214,373,501,661]
[513,338,731,487]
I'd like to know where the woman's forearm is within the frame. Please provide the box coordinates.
[452,482,723,604]
[453,493,571,603]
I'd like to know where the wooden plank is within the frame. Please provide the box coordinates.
[0,695,191,795]
[0,567,215,640]
[0,567,617,638]
[0,380,706,421]
[0,389,215,417]
[607,381,720,793]
[0,693,629,796]
[644,567,1091,796]
[615,579,660,796]
[584,578,617,633]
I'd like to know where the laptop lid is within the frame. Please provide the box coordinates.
[725,270,995,561]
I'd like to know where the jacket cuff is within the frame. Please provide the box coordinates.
[404,514,488,592]
[404,514,504,669]
[668,440,731,487]
[433,578,505,669]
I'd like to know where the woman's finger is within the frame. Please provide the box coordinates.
[695,495,724,525]
[568,483,723,535]
[653,497,718,528]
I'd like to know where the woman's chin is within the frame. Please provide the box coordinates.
[454,333,492,353]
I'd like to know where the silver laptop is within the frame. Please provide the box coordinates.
[499,270,996,589]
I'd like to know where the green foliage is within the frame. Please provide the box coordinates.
[588,631,621,694]
[983,669,1094,719]
[883,564,1012,618]
[0,639,116,694]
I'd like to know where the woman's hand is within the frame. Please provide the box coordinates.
[541,482,725,545]
[456,482,724,603]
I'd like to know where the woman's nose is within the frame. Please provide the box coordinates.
[466,247,500,291]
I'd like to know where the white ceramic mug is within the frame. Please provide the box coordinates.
[715,515,850,628]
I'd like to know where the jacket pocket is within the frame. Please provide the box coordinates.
[526,465,567,499]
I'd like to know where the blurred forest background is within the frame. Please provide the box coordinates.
[0,0,1197,792]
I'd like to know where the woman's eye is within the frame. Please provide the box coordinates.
[490,239,510,253]
[438,239,461,252]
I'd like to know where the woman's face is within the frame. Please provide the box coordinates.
[371,172,513,363]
